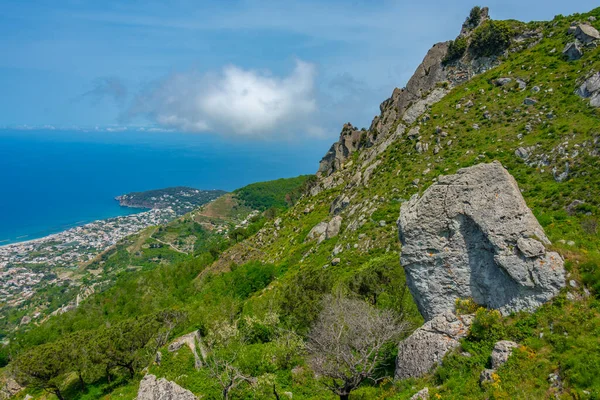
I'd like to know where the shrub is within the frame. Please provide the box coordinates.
[467,6,483,27]
[444,36,468,64]
[469,20,512,58]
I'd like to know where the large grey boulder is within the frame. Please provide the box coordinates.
[306,216,343,243]
[136,374,197,400]
[395,312,473,380]
[398,161,565,321]
[563,41,583,60]
[574,24,600,45]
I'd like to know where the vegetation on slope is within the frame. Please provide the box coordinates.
[4,6,600,400]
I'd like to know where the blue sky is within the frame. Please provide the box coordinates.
[1,0,598,141]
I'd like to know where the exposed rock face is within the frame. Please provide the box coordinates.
[398,161,565,321]
[318,123,370,177]
[315,8,499,181]
[395,312,473,380]
[491,340,519,369]
[577,72,600,107]
[410,387,430,400]
[136,374,197,400]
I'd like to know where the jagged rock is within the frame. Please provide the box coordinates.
[576,72,600,107]
[523,98,537,105]
[317,123,368,177]
[403,88,448,125]
[575,24,600,45]
[395,312,473,380]
[410,387,430,400]
[136,374,197,400]
[398,161,565,320]
[491,340,519,369]
[330,195,350,215]
[563,41,583,60]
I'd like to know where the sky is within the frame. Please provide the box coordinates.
[1,0,599,142]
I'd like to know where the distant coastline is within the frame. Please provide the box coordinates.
[0,206,144,247]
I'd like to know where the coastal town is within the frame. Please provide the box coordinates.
[0,208,176,309]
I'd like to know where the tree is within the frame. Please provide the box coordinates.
[205,349,255,400]
[92,316,160,380]
[467,6,482,27]
[306,296,410,400]
[13,341,69,400]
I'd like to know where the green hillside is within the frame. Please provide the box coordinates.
[3,6,600,400]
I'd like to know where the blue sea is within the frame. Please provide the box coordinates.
[0,129,330,245]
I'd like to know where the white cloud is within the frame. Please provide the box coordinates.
[129,60,321,138]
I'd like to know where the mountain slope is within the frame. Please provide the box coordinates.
[4,6,600,400]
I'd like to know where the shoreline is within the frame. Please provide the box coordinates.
[0,207,148,248]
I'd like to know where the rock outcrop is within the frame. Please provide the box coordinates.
[305,216,343,243]
[168,330,207,370]
[398,161,565,321]
[136,374,197,400]
[395,312,473,380]
[315,8,496,180]
[577,72,600,107]
[574,24,600,45]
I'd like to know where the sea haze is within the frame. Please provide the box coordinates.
[0,129,329,244]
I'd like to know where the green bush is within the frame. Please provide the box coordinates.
[444,36,468,64]
[467,6,483,27]
[469,20,512,57]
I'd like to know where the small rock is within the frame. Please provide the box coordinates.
[491,340,519,369]
[480,369,496,384]
[412,178,420,186]
[495,78,513,86]
[515,147,529,160]
[155,351,162,365]
[516,79,527,90]
[532,86,541,93]
[589,16,597,22]
[465,100,474,107]
[524,98,537,106]
[331,258,341,266]
[472,124,480,130]
[20,315,31,325]
[569,280,578,288]
[379,220,387,227]
[410,387,429,400]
